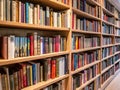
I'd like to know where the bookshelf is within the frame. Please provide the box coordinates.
[0,0,120,90]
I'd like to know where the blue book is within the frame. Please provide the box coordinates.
[74,54,78,70]
[32,63,37,84]
[25,2,29,23]
[27,37,30,56]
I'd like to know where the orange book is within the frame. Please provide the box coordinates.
[75,36,78,49]
[51,60,56,79]
[16,0,19,22]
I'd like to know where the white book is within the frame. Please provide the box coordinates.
[53,12,57,27]
[37,5,40,24]
[8,35,15,59]
[29,3,33,24]
[40,37,43,54]
[12,0,16,22]
[19,1,21,22]
[33,32,37,55]
[40,6,43,25]
[62,57,65,75]
[3,0,6,21]
[0,0,3,21]
[34,5,37,24]
[59,13,61,27]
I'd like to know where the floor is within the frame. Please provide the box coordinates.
[105,71,120,90]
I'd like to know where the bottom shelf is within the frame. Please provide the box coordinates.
[101,75,114,90]
[22,74,69,90]
[76,74,100,90]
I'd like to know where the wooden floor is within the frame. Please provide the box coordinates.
[105,71,120,90]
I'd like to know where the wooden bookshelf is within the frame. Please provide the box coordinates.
[0,0,120,90]
[22,74,69,90]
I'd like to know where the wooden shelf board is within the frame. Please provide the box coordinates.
[76,74,100,90]
[115,69,120,76]
[87,0,100,6]
[102,33,114,36]
[114,43,120,46]
[0,21,69,31]
[114,51,120,55]
[29,0,70,10]
[102,44,114,48]
[101,65,114,74]
[0,51,69,66]
[101,54,114,62]
[101,75,114,90]
[102,20,114,26]
[71,60,100,75]
[115,35,120,37]
[72,46,100,53]
[22,74,69,90]
[72,30,101,35]
[115,25,120,29]
[114,59,120,64]
[72,8,101,20]
[102,6,114,16]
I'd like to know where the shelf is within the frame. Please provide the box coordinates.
[102,20,114,26]
[102,6,114,17]
[114,59,120,64]
[102,33,114,36]
[102,54,114,62]
[101,65,113,74]
[22,74,69,90]
[115,35,120,37]
[72,46,101,53]
[72,30,101,35]
[102,44,114,48]
[0,21,69,31]
[29,0,70,10]
[71,60,100,75]
[114,51,120,55]
[76,74,100,90]
[86,0,100,6]
[115,69,120,76]
[114,43,120,46]
[72,8,101,20]
[0,51,69,66]
[101,75,114,90]
[114,25,120,29]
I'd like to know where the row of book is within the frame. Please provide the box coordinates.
[102,47,114,59]
[102,13,114,24]
[114,53,120,62]
[102,0,114,13]
[115,62,120,72]
[102,57,114,70]
[0,33,67,59]
[102,23,114,34]
[115,37,120,43]
[72,14,101,32]
[71,50,100,71]
[72,0,100,18]
[115,28,120,36]
[82,77,100,90]
[72,34,100,50]
[0,55,68,90]
[0,0,70,28]
[115,20,120,27]
[102,36,112,45]
[72,64,99,90]
[114,45,120,52]
[42,79,66,90]
[101,67,114,84]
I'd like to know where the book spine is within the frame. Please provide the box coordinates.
[30,35,34,56]
[0,0,3,20]
[18,1,21,23]
[25,2,29,23]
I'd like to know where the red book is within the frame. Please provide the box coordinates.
[51,60,56,79]
[29,35,34,56]
[72,14,74,29]
[0,36,8,59]
[21,64,27,87]
[55,35,60,52]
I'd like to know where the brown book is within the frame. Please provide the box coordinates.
[16,0,19,22]
[0,36,8,59]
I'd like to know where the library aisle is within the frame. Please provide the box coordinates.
[105,71,120,90]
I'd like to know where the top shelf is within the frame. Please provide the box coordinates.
[30,0,70,10]
[86,0,101,6]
